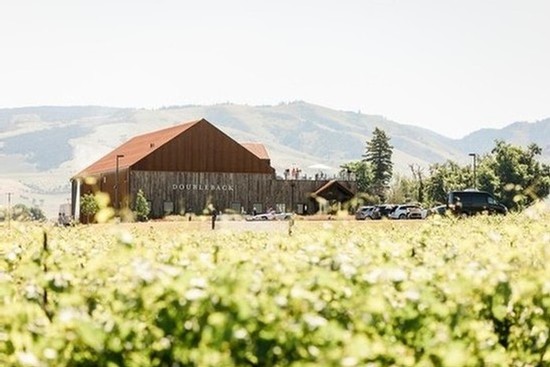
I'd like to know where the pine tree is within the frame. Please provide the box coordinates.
[339,160,373,193]
[363,127,393,199]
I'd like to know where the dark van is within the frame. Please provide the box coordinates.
[447,190,507,216]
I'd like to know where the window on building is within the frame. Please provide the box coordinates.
[230,202,241,213]
[253,203,263,214]
[163,201,174,215]
[276,203,286,213]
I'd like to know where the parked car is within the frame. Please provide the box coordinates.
[427,204,447,216]
[374,204,396,219]
[407,207,426,219]
[447,190,507,216]
[389,204,424,219]
[246,211,292,221]
[355,206,378,220]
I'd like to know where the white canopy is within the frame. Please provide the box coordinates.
[308,163,335,171]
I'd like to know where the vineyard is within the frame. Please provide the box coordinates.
[1,208,549,366]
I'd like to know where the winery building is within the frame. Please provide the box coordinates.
[71,119,356,220]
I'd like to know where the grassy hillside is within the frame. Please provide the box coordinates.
[1,103,549,218]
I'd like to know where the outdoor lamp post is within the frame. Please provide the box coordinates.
[6,192,12,229]
[469,153,477,189]
[115,154,125,210]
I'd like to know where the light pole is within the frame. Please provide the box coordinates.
[6,192,12,229]
[115,154,125,210]
[469,153,477,189]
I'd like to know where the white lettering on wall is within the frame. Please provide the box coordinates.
[172,183,234,191]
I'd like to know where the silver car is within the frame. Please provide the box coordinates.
[355,206,376,220]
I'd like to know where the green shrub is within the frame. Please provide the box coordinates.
[134,189,151,222]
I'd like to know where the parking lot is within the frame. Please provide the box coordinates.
[113,214,428,235]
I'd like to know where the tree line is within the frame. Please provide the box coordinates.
[341,128,550,211]
[0,203,46,222]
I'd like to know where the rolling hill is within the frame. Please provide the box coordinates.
[1,102,548,218]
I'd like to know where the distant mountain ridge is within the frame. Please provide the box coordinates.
[0,102,549,217]
[458,119,550,155]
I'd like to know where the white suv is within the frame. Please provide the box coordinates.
[389,204,423,219]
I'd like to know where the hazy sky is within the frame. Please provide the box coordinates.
[1,0,549,139]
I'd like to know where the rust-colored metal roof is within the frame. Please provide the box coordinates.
[74,119,201,178]
[74,119,273,178]
[241,143,270,160]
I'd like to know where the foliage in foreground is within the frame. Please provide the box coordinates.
[1,208,550,366]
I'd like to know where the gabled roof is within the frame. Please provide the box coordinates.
[74,119,274,178]
[74,119,201,177]
[241,143,270,160]
[312,180,355,197]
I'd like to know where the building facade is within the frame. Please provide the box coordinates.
[71,119,356,220]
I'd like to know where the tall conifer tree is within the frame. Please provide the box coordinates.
[363,127,393,199]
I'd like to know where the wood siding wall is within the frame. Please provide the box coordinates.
[130,171,357,217]
[72,120,361,221]
[132,121,275,174]
[78,168,130,219]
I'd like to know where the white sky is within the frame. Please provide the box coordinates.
[1,0,549,139]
